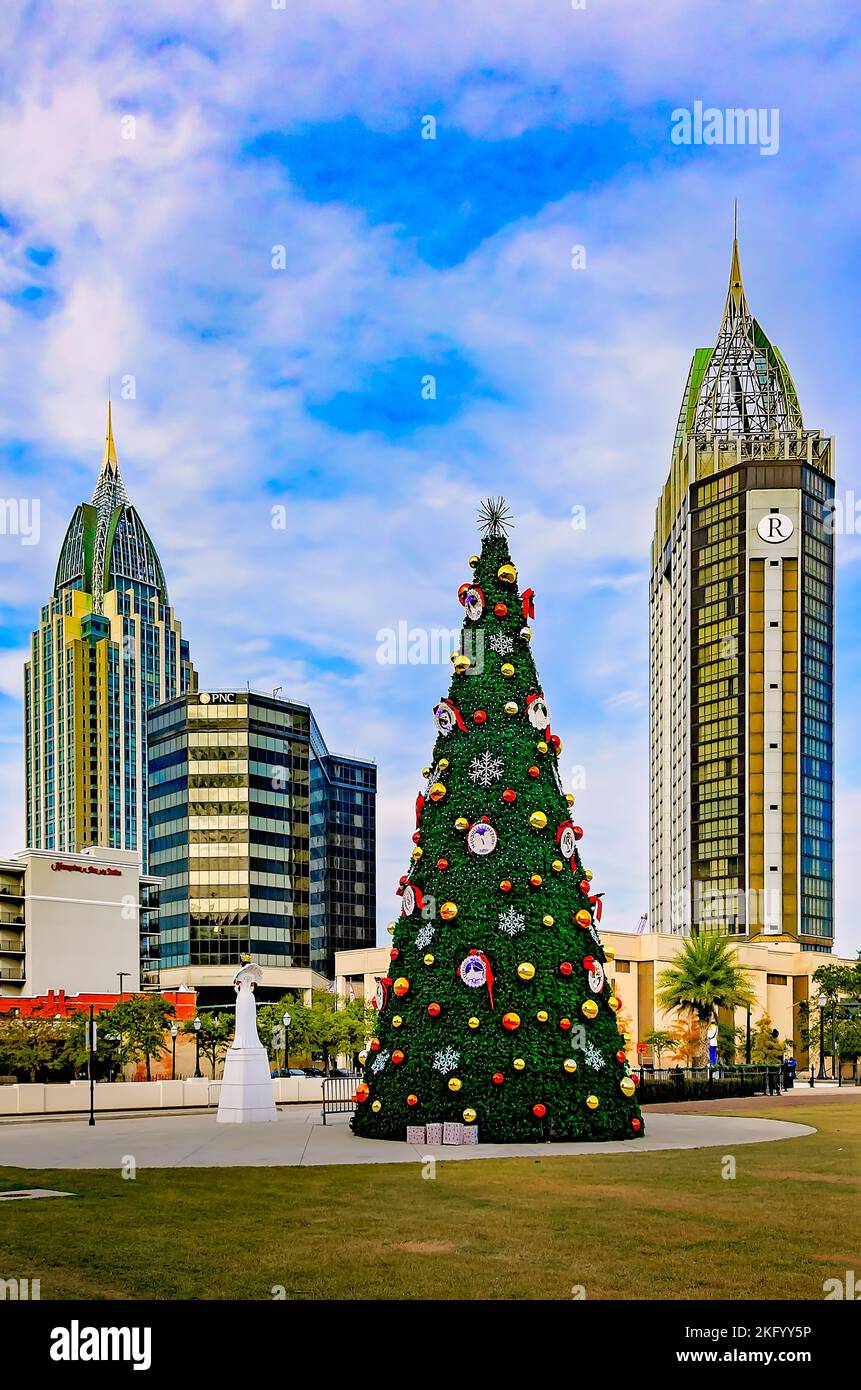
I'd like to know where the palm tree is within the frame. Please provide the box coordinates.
[657,934,756,1066]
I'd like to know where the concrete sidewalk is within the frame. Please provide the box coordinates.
[0,1103,815,1169]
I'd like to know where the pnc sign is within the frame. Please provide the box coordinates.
[756,512,794,544]
[199,692,236,705]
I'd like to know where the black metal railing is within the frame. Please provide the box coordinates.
[321,1075,360,1125]
[634,1064,783,1103]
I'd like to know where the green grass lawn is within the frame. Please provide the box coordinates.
[0,1094,858,1300]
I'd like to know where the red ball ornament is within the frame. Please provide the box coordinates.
[500,879,512,893]
[370,1038,380,1052]
[392,1050,405,1065]
[399,875,409,886]
[492,1072,505,1085]
[473,710,487,725]
[390,947,399,960]
[502,788,517,803]
[407,1094,419,1107]
[528,765,539,779]
[412,831,421,844]
[437,857,449,871]
[493,603,508,617]
[532,1103,547,1118]
[356,1083,369,1102]
[616,1049,626,1064]
[573,825,584,840]
[579,879,590,893]
[559,961,573,977]
[427,1002,441,1017]
[559,1017,572,1031]
[631,1073,640,1087]
[550,735,562,753]
[631,1117,642,1132]
[502,1011,521,1032]
[582,955,595,972]
[529,873,542,887]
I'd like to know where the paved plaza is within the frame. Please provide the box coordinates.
[0,1102,815,1169]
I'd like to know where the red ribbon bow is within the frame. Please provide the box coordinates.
[521,588,535,620]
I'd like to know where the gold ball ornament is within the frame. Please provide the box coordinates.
[563,1058,578,1074]
[393,977,410,997]
[468,1016,480,1030]
[386,921,397,935]
[448,1077,462,1092]
[411,847,423,860]
[551,860,563,873]
[620,1077,636,1097]
[501,662,515,677]
[543,914,555,927]
[605,949,616,962]
[520,626,532,641]
[392,1015,403,1028]
[529,811,548,830]
[423,953,435,966]
[536,740,548,754]
[575,909,592,928]
[581,999,599,1020]
[586,1094,600,1110]
[358,1050,368,1065]
[585,870,593,881]
[517,961,536,980]
[497,563,517,584]
[469,554,479,566]
[608,995,622,1013]
[428,782,447,802]
[504,701,519,716]
[438,757,449,771]
[513,1057,526,1071]
[536,1009,549,1023]
[529,873,543,887]
[454,817,469,831]
[453,654,471,674]
[422,766,431,778]
[371,1100,382,1112]
[440,901,458,920]
[463,1108,477,1124]
[565,793,575,806]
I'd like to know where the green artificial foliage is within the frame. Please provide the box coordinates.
[352,505,644,1143]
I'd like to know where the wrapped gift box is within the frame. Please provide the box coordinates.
[406,1125,426,1145]
[443,1121,464,1145]
[461,1126,478,1145]
[425,1122,443,1145]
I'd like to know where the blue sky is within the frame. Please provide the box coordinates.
[0,0,859,953]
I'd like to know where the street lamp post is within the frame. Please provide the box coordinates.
[117,971,129,1001]
[745,1006,752,1065]
[170,1024,178,1081]
[283,1011,292,1073]
[193,1016,202,1079]
[817,993,828,1080]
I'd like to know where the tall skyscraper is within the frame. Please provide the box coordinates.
[650,232,835,950]
[147,689,376,1000]
[25,406,196,871]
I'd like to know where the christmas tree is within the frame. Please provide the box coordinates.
[353,500,644,1143]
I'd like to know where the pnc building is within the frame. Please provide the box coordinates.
[24,407,196,872]
[650,233,835,950]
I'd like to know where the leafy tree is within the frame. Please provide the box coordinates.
[110,994,176,1080]
[656,934,756,1065]
[181,1012,233,1079]
[64,1009,131,1080]
[643,1029,674,1066]
[283,991,373,1073]
[717,1021,741,1064]
[667,1015,702,1066]
[0,1009,69,1082]
[749,1013,784,1065]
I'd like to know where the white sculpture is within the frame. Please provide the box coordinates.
[216,962,278,1124]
